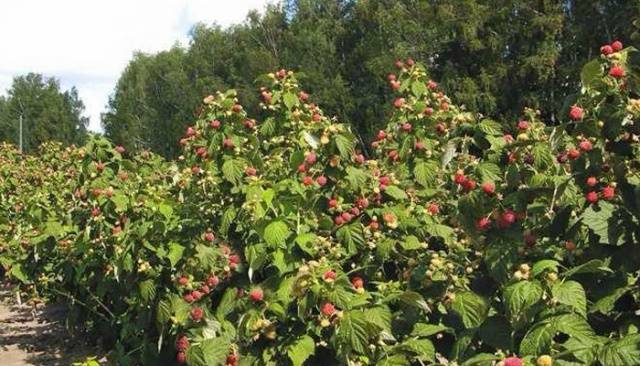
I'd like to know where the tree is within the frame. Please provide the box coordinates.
[0,73,88,152]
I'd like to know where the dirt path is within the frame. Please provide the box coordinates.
[0,290,104,365]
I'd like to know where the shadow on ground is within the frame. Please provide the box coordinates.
[0,290,105,366]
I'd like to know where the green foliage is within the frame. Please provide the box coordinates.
[2,38,640,366]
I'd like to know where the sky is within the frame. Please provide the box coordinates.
[0,0,272,132]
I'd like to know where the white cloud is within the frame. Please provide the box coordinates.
[0,0,272,132]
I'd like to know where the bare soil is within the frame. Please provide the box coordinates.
[0,290,105,365]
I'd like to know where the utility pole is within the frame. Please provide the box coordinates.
[19,114,23,154]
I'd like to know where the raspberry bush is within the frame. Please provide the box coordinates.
[1,42,640,366]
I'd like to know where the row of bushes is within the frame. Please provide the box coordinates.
[1,40,640,365]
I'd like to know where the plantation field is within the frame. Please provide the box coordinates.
[1,41,640,366]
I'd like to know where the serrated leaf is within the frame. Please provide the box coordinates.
[288,335,315,366]
[414,160,438,187]
[139,279,156,302]
[201,338,229,365]
[503,280,544,320]
[263,220,291,247]
[475,162,502,182]
[222,159,243,184]
[451,291,489,328]
[166,242,185,267]
[283,92,299,110]
[402,338,435,361]
[520,320,555,355]
[411,80,428,97]
[411,323,452,338]
[598,334,640,366]
[384,185,407,200]
[531,259,559,277]
[552,280,587,316]
[402,235,422,250]
[582,201,621,245]
[335,134,354,159]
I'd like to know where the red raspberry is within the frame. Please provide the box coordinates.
[609,65,625,78]
[569,105,584,121]
[316,176,327,186]
[600,45,613,55]
[210,119,221,129]
[377,130,387,140]
[586,177,597,187]
[501,210,517,226]
[115,145,126,154]
[586,191,599,203]
[393,98,405,108]
[184,293,194,303]
[249,288,263,302]
[204,232,215,242]
[302,176,314,186]
[567,148,581,160]
[611,40,623,51]
[602,185,615,200]
[454,170,467,185]
[323,270,337,281]
[176,351,187,364]
[305,153,317,165]
[245,167,257,176]
[482,181,496,195]
[207,275,219,287]
[175,335,189,351]
[351,277,364,289]
[190,307,204,322]
[321,302,336,316]
[379,176,391,186]
[427,80,438,90]
[427,202,440,215]
[191,290,203,301]
[402,123,412,132]
[328,198,338,208]
[177,276,189,286]
[476,217,491,231]
[462,179,477,192]
[504,357,523,366]
[517,120,529,130]
[579,140,593,152]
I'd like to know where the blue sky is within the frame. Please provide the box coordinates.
[0,0,272,131]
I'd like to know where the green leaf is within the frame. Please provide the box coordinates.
[111,192,128,212]
[563,259,612,277]
[478,316,512,351]
[335,134,355,159]
[411,323,452,338]
[461,353,498,366]
[477,119,503,136]
[414,160,438,187]
[139,279,156,302]
[345,166,367,188]
[288,335,315,366]
[222,159,243,184]
[263,220,291,247]
[402,338,435,361]
[552,280,587,316]
[532,143,554,170]
[166,242,185,267]
[581,58,604,90]
[582,201,621,245]
[411,80,428,97]
[598,334,640,366]
[475,162,501,183]
[384,185,407,200]
[503,280,544,320]
[337,310,372,354]
[451,291,490,328]
[200,338,229,365]
[531,259,559,277]
[295,232,317,256]
[336,223,365,255]
[186,344,207,366]
[283,92,299,110]
[8,263,28,283]
[520,320,555,355]
[401,235,423,250]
